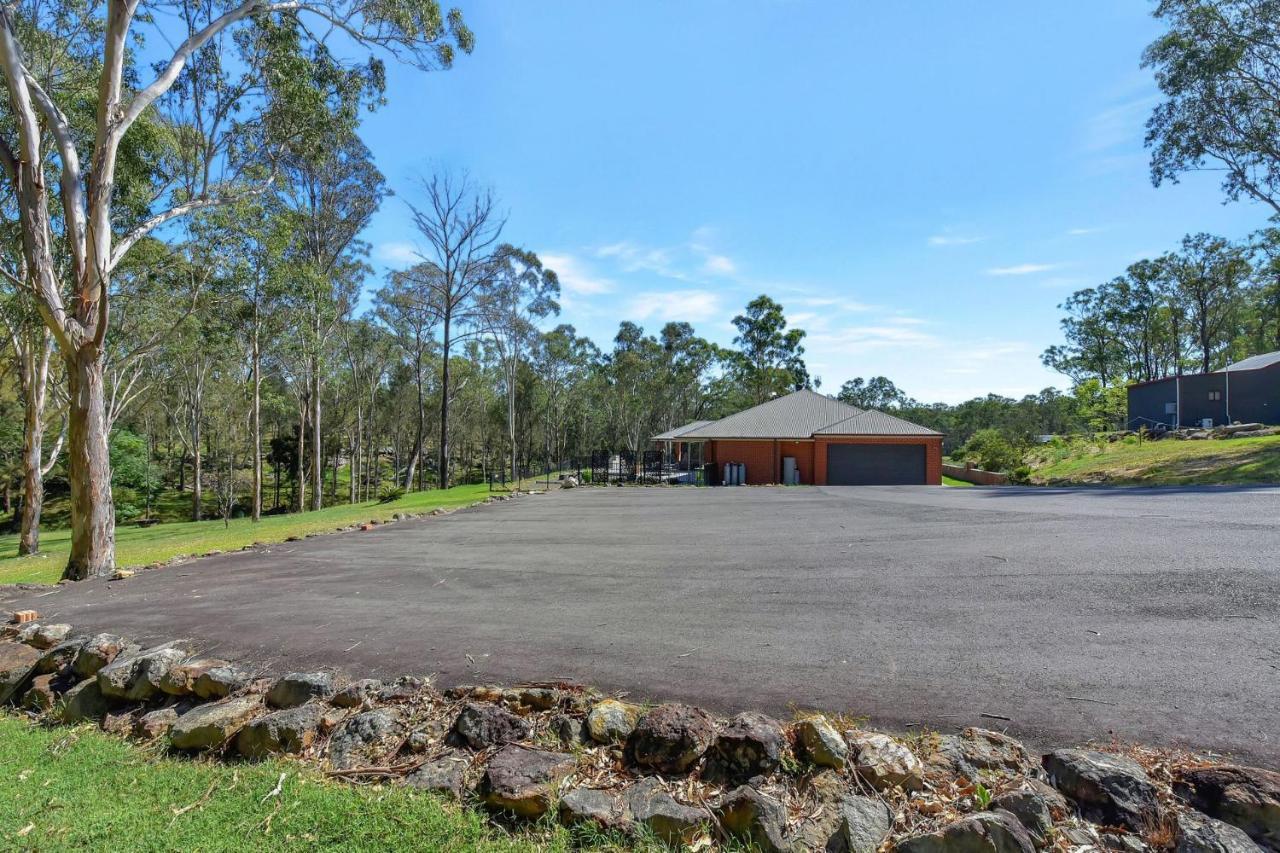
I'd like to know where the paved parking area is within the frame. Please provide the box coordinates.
[9,485,1279,763]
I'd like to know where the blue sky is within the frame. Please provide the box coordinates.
[356,1,1271,404]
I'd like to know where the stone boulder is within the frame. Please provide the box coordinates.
[992,783,1064,849]
[628,703,716,774]
[827,793,895,853]
[193,664,250,700]
[71,633,127,679]
[898,810,1036,853]
[21,673,58,711]
[1175,764,1280,850]
[97,643,189,702]
[133,708,179,740]
[552,713,590,747]
[170,696,262,750]
[332,678,382,708]
[0,641,41,704]
[159,659,227,697]
[795,715,849,768]
[35,637,88,675]
[452,701,532,750]
[622,777,708,846]
[708,712,787,783]
[850,731,924,791]
[55,678,108,723]
[378,676,428,703]
[17,622,71,650]
[929,728,1035,778]
[559,786,630,830]
[328,708,402,769]
[587,699,642,744]
[509,687,559,711]
[1043,749,1160,831]
[406,751,471,799]
[236,704,324,758]
[714,785,789,853]
[1175,810,1263,853]
[266,671,337,708]
[481,745,576,819]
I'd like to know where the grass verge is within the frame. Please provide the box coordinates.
[1029,433,1280,486]
[0,714,580,852]
[0,483,503,587]
[941,475,974,487]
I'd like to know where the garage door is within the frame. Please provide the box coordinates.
[826,444,925,485]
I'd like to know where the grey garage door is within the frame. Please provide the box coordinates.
[826,444,925,485]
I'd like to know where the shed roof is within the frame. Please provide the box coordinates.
[680,389,939,439]
[652,420,714,441]
[1226,350,1280,372]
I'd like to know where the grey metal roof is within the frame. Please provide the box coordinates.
[680,389,939,439]
[651,420,714,441]
[1225,350,1280,372]
[815,408,942,436]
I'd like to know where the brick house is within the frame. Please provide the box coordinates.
[657,389,943,485]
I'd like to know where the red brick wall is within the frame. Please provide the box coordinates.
[777,441,815,484]
[706,440,778,484]
[707,437,942,485]
[813,436,943,485]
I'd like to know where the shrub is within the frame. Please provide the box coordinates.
[958,428,1024,474]
[378,485,406,504]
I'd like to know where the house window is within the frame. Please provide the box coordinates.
[1208,390,1222,401]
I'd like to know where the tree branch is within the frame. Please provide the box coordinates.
[108,180,273,272]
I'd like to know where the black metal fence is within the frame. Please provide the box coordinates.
[486,449,708,490]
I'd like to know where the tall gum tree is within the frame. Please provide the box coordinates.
[0,0,472,579]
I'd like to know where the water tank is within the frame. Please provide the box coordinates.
[1201,418,1214,429]
[723,462,732,485]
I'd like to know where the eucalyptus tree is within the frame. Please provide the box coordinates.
[1171,233,1252,373]
[531,324,598,466]
[402,172,504,489]
[730,295,809,405]
[277,132,384,510]
[375,270,438,489]
[0,292,63,555]
[0,0,471,578]
[1145,0,1280,215]
[476,245,559,484]
[1248,226,1280,352]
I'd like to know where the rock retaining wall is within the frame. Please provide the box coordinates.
[1,621,1275,851]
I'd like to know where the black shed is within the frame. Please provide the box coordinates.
[1126,350,1280,429]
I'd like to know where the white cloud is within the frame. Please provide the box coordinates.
[540,253,614,296]
[702,254,736,275]
[625,289,722,323]
[374,241,421,265]
[596,241,678,277]
[986,263,1057,276]
[1066,227,1102,236]
[1081,94,1160,153]
[928,233,983,247]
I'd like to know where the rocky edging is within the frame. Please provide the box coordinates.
[1,621,1277,852]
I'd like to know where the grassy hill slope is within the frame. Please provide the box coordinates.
[1029,433,1280,486]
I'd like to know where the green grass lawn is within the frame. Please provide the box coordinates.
[0,483,503,587]
[0,714,587,851]
[1030,433,1280,486]
[941,475,974,487]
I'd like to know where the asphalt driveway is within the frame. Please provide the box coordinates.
[7,485,1279,763]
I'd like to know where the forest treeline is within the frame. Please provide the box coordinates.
[1,0,1277,579]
